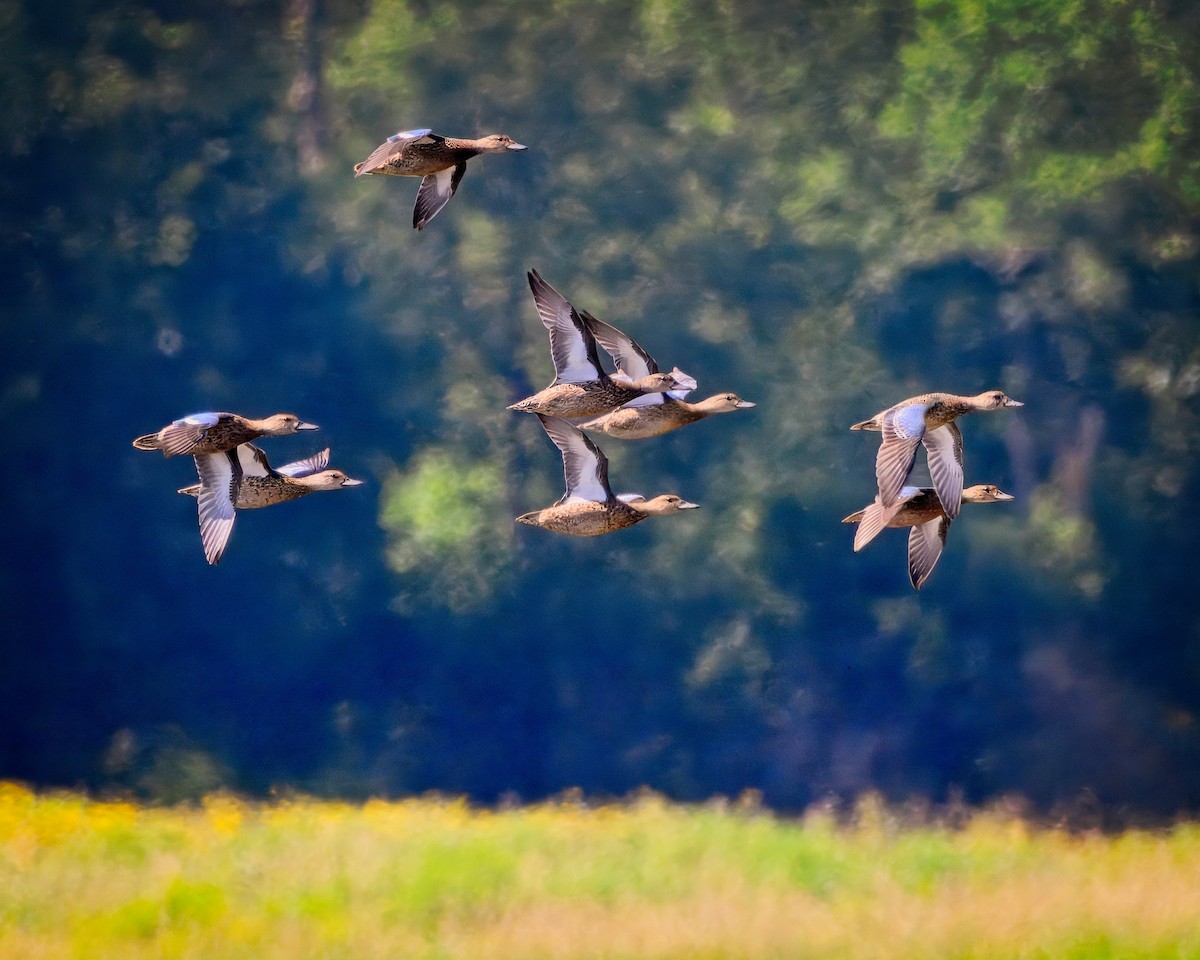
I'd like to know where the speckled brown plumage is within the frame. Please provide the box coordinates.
[516,414,699,537]
[508,377,679,419]
[179,443,362,565]
[354,129,526,229]
[132,411,318,458]
[516,497,656,536]
[843,483,1015,589]
[578,392,756,440]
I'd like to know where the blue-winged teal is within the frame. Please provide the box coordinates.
[578,391,756,440]
[508,270,690,418]
[132,411,318,457]
[843,483,1015,589]
[850,390,1022,520]
[354,129,526,230]
[516,414,699,536]
[178,443,362,565]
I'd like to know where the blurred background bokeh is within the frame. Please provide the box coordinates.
[3,0,1198,819]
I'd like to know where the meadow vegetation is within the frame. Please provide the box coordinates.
[2,782,1199,959]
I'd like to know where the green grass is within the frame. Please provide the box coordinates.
[2,783,1199,959]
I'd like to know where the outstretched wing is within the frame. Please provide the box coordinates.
[354,128,436,177]
[908,516,950,590]
[579,311,658,379]
[536,414,612,504]
[413,162,466,229]
[232,441,276,478]
[192,450,239,565]
[526,270,605,383]
[922,422,964,520]
[275,448,331,479]
[849,498,899,552]
[581,311,698,397]
[874,401,928,507]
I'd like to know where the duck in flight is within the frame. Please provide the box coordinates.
[132,411,318,457]
[508,270,694,419]
[516,414,699,537]
[843,483,1015,589]
[354,128,527,229]
[178,443,362,564]
[850,390,1022,522]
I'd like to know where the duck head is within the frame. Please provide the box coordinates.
[262,413,320,435]
[478,134,527,152]
[961,484,1015,503]
[975,390,1023,410]
[626,494,701,516]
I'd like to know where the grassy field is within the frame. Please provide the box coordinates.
[2,783,1199,959]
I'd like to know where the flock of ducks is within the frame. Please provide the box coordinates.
[509,269,754,535]
[134,127,1023,588]
[132,412,362,565]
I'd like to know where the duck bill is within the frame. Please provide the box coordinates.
[1004,399,1024,407]
[736,400,757,409]
[341,478,365,487]
[677,501,701,510]
[297,421,320,431]
[993,490,1016,501]
[507,142,528,151]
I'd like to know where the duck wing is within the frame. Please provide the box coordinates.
[413,161,465,230]
[581,311,698,396]
[908,516,950,589]
[874,401,929,507]
[536,414,613,504]
[848,487,917,552]
[232,441,278,478]
[922,421,964,520]
[354,128,436,177]
[526,270,605,383]
[149,411,223,456]
[275,448,331,479]
[579,311,658,379]
[192,450,240,565]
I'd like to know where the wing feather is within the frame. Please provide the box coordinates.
[355,128,435,177]
[275,448,331,479]
[526,271,604,383]
[923,422,964,520]
[233,442,275,478]
[908,517,950,589]
[874,402,931,507]
[849,492,910,552]
[580,311,657,379]
[156,412,222,456]
[413,163,463,229]
[536,414,612,503]
[193,451,238,565]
